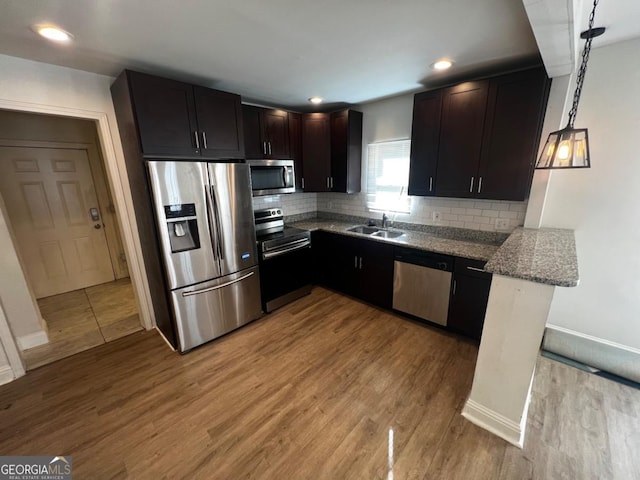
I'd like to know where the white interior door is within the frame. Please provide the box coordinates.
[0,146,115,298]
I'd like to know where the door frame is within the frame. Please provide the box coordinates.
[0,100,155,381]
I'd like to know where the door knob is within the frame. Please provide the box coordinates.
[94,224,102,229]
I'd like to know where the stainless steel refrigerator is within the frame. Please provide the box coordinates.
[147,161,262,352]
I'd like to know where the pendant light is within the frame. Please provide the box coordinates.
[536,0,604,169]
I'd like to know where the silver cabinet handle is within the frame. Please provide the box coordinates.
[467,266,486,273]
[429,176,433,192]
[182,271,254,297]
[202,131,208,149]
[359,257,363,269]
[194,131,200,149]
[478,176,483,193]
[330,177,334,189]
[301,177,305,189]
[453,279,457,295]
[326,177,330,189]
[354,256,358,268]
[268,142,272,156]
[263,141,267,155]
[469,176,474,193]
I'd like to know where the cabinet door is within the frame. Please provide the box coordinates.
[478,68,550,200]
[193,86,244,159]
[357,240,394,309]
[330,109,363,194]
[288,112,303,190]
[408,90,442,196]
[448,258,492,340]
[242,105,265,159]
[312,231,358,295]
[263,109,291,159]
[435,81,489,198]
[301,113,331,192]
[128,71,199,157]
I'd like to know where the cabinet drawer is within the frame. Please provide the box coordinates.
[454,257,490,279]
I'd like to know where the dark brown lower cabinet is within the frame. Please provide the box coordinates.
[312,232,393,309]
[448,258,492,340]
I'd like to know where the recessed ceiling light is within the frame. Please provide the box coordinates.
[432,59,453,71]
[32,24,74,43]
[309,97,323,105]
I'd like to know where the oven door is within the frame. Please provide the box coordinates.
[259,243,312,312]
[248,159,295,196]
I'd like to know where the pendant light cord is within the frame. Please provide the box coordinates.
[567,0,600,128]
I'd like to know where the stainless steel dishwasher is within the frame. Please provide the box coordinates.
[392,247,453,326]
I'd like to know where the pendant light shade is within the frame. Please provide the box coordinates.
[535,0,602,170]
[536,126,590,169]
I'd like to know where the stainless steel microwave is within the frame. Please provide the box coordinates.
[247,159,295,196]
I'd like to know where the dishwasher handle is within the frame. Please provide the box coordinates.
[394,247,453,272]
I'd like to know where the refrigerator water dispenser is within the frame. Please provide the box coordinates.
[164,203,200,253]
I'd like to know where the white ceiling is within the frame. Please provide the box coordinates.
[0,0,542,109]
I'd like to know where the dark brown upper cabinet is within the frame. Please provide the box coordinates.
[409,67,550,201]
[301,113,331,192]
[288,112,304,191]
[435,81,490,198]
[477,68,550,200]
[330,109,363,194]
[122,70,244,160]
[408,89,443,196]
[242,105,291,159]
[301,109,362,193]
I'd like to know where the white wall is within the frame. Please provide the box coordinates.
[541,38,640,352]
[317,93,528,232]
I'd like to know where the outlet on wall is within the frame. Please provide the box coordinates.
[495,218,510,230]
[432,211,442,222]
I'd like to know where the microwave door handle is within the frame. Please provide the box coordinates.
[204,185,218,260]
[283,167,291,188]
[210,185,225,260]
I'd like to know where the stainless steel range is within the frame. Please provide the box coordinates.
[254,208,312,312]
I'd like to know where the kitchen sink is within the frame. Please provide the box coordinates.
[348,225,381,234]
[372,230,405,239]
[347,225,405,239]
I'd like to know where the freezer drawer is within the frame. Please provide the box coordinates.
[171,266,262,351]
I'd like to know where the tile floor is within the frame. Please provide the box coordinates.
[22,278,142,370]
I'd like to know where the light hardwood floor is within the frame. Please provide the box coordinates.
[22,278,142,370]
[1,287,638,479]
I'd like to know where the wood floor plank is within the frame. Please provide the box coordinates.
[1,287,639,479]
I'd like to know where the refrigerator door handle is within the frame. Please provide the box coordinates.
[204,184,219,260]
[181,271,255,297]
[210,185,225,260]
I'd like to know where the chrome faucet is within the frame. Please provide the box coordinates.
[382,213,388,228]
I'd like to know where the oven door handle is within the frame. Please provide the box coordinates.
[262,239,311,260]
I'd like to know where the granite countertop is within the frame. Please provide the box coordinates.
[484,227,579,287]
[289,219,501,262]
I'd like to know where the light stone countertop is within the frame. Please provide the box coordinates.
[290,218,579,287]
[289,219,501,262]
[484,227,579,287]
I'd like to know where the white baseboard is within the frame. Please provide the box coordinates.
[462,399,524,448]
[544,325,640,383]
[0,365,15,385]
[16,330,49,350]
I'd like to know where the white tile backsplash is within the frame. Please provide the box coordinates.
[316,192,526,232]
[251,191,525,233]
[252,192,317,216]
